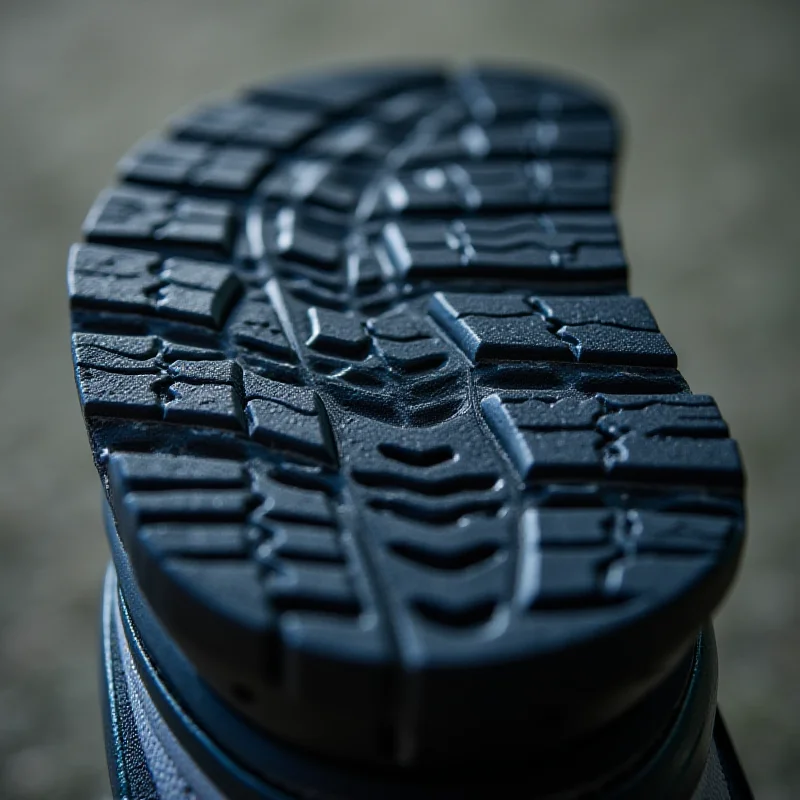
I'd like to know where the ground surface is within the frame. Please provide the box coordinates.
[0,1,797,798]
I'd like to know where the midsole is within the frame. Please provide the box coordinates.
[103,557,717,800]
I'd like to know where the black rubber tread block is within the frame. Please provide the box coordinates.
[83,185,236,258]
[171,100,323,150]
[118,138,274,195]
[265,208,344,273]
[259,160,612,219]
[68,64,745,768]
[259,160,372,213]
[305,306,372,358]
[375,160,613,215]
[482,393,742,486]
[402,117,617,164]
[429,291,677,367]
[381,212,626,283]
[68,244,242,328]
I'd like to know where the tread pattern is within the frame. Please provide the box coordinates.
[482,393,742,485]
[84,186,237,257]
[383,213,626,282]
[68,65,744,767]
[69,244,242,327]
[119,139,274,195]
[430,291,677,366]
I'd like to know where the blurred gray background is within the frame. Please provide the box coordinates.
[0,1,798,798]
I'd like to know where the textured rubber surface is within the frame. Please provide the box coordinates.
[70,65,745,767]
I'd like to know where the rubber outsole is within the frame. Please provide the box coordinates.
[69,64,745,767]
[103,566,726,800]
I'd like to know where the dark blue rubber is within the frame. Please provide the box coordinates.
[70,64,749,796]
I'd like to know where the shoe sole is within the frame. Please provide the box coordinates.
[69,64,745,768]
